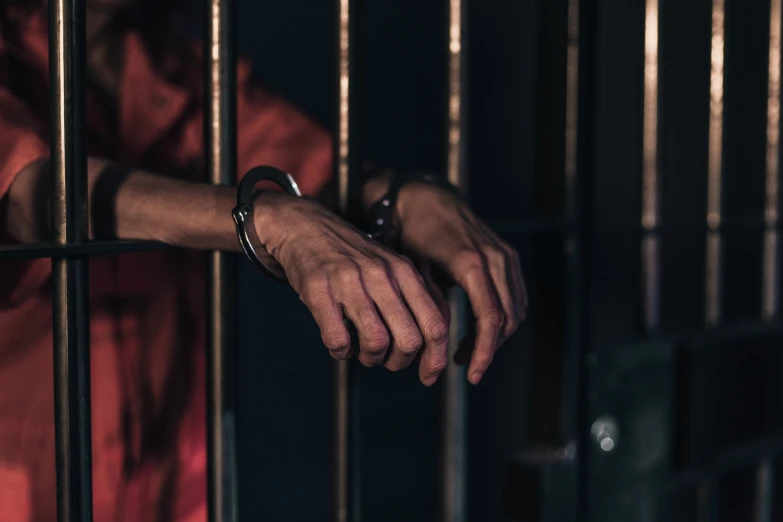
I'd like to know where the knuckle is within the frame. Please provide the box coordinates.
[334,263,361,285]
[473,351,494,368]
[362,259,390,281]
[391,256,417,277]
[396,329,424,355]
[504,317,520,337]
[455,250,484,272]
[484,309,505,330]
[363,329,390,355]
[424,318,449,345]
[322,329,349,352]
[300,276,329,304]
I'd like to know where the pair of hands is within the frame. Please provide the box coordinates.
[252,182,527,386]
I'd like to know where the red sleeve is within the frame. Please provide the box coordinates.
[170,45,333,193]
[0,40,51,308]
[234,59,333,196]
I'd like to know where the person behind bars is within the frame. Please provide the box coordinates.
[0,0,526,520]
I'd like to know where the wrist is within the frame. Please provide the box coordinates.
[360,168,393,215]
[250,190,301,261]
[251,191,280,245]
[365,171,460,245]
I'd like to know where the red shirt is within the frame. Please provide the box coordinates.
[0,9,332,522]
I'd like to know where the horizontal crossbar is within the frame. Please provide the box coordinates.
[0,240,168,260]
[663,435,783,492]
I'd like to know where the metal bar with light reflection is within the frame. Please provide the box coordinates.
[439,1,467,521]
[334,0,362,520]
[695,2,728,520]
[705,0,725,327]
[49,0,94,520]
[753,3,782,520]
[763,0,782,322]
[642,0,661,332]
[206,1,239,521]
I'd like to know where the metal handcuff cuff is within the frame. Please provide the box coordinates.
[366,170,461,247]
[233,167,459,279]
[232,166,302,280]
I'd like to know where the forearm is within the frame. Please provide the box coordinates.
[5,157,240,251]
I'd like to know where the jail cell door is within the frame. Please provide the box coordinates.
[501,0,783,520]
[585,0,783,520]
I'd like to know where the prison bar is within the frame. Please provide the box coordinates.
[334,0,362,520]
[49,0,94,521]
[754,1,782,519]
[439,1,468,521]
[0,240,166,260]
[764,0,782,322]
[642,0,661,332]
[705,0,726,327]
[206,0,240,521]
[561,0,583,458]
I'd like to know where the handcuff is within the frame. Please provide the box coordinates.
[232,166,301,280]
[367,170,461,248]
[234,166,459,279]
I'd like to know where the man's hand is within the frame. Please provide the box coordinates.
[396,183,528,385]
[253,192,450,386]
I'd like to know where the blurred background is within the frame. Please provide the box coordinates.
[229,0,783,521]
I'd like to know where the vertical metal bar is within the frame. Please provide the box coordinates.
[334,0,361,520]
[754,458,775,522]
[764,0,782,320]
[439,1,467,521]
[206,1,238,521]
[49,0,93,520]
[705,0,726,327]
[562,0,582,452]
[642,0,661,332]
[755,5,782,517]
[564,0,580,228]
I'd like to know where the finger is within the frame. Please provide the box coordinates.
[419,259,451,326]
[509,246,528,320]
[361,260,423,372]
[416,260,451,385]
[484,246,520,342]
[333,266,390,366]
[478,222,527,326]
[390,257,449,385]
[451,251,504,385]
[298,276,352,359]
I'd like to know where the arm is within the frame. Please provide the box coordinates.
[358,172,528,385]
[6,157,239,250]
[4,158,451,385]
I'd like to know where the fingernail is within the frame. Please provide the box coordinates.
[469,371,482,384]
